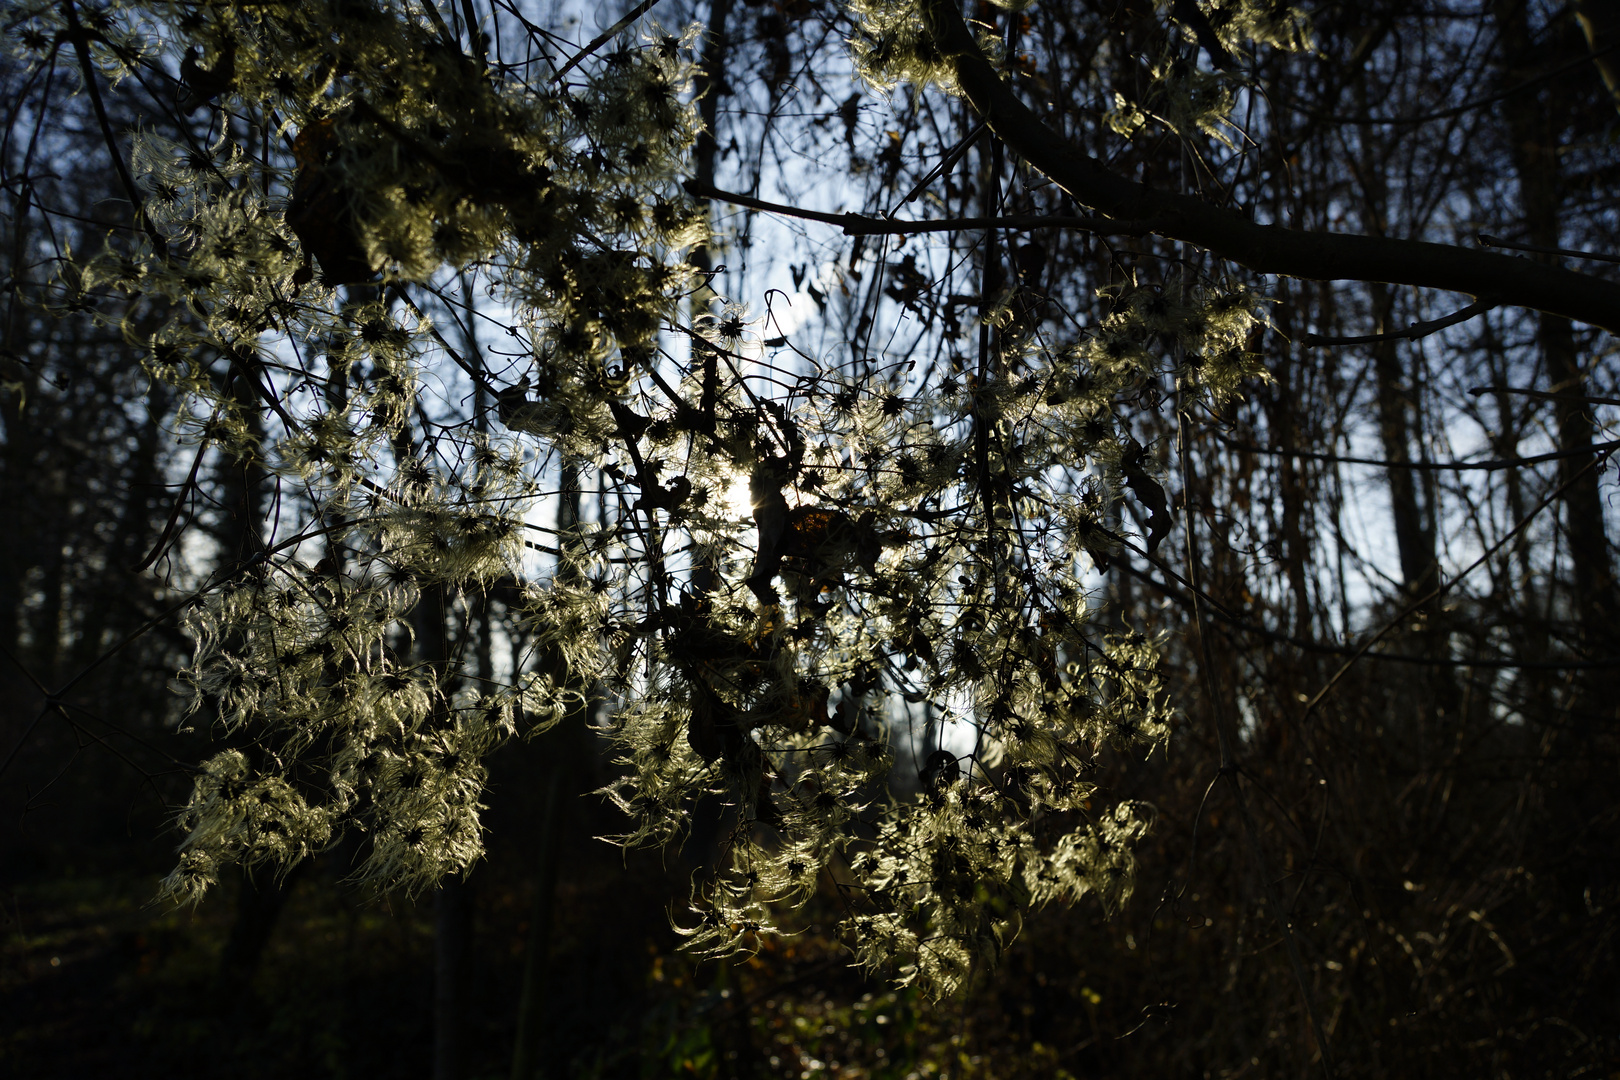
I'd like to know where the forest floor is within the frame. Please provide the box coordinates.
[2,847,1098,1079]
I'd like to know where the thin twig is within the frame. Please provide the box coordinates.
[1176,404,1336,1076]
[60,0,167,254]
[0,704,50,785]
[552,0,667,82]
[1214,433,1620,472]
[887,118,987,215]
[1115,555,1618,670]
[685,179,1148,237]
[60,520,368,700]
[1301,447,1616,722]
[1286,40,1620,127]
[1477,232,1620,266]
[387,284,505,400]
[0,642,198,784]
[1303,296,1498,346]
[1469,385,1620,408]
[131,425,212,572]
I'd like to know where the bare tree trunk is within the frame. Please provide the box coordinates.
[387,385,470,1078]
[1368,285,1440,610]
[1261,293,1318,642]
[217,864,302,1001]
[410,573,471,1080]
[678,0,734,875]
[1351,63,1462,722]
[509,465,582,1079]
[68,381,172,679]
[689,0,734,288]
[1497,0,1619,666]
[434,875,472,1080]
[508,772,562,1080]
[213,376,286,999]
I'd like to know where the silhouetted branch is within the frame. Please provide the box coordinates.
[684,179,1149,237]
[1469,386,1620,408]
[926,0,1620,332]
[1302,297,1498,346]
[1212,436,1620,472]
[553,0,667,81]
[1477,232,1620,265]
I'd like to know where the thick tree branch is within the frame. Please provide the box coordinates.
[923,0,1620,333]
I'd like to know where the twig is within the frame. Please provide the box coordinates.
[226,348,300,431]
[1301,446,1617,722]
[1302,296,1497,346]
[61,521,366,700]
[1468,385,1620,408]
[1176,403,1336,1076]
[0,704,49,785]
[1114,555,1619,670]
[685,179,1148,237]
[387,284,504,400]
[1286,40,1620,127]
[131,424,212,572]
[887,119,988,215]
[1477,233,1620,266]
[552,0,667,82]
[0,642,198,785]
[1214,433,1620,472]
[60,0,167,255]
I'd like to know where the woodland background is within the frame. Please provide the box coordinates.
[3,0,1619,1076]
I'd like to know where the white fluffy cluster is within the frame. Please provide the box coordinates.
[34,0,1271,997]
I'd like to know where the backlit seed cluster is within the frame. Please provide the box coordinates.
[46,0,1276,997]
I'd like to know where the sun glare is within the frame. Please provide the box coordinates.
[721,472,754,521]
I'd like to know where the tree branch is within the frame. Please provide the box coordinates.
[552,0,666,81]
[923,0,1620,333]
[1288,39,1620,127]
[1469,385,1620,408]
[1214,434,1620,472]
[1300,447,1618,721]
[683,179,1146,237]
[1477,232,1620,265]
[1302,297,1498,346]
[889,118,987,213]
[1120,557,1617,669]
[61,0,167,255]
